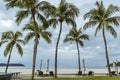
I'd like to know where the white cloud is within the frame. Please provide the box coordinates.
[0,1,4,4]
[96,46,101,49]
[0,19,14,28]
[0,12,5,19]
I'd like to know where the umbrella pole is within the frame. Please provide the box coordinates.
[40,60,42,71]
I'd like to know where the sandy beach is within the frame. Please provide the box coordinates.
[1,67,118,77]
[0,67,119,78]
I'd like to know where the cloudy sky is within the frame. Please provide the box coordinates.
[0,0,120,69]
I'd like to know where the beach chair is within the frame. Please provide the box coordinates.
[49,71,54,76]
[88,71,94,76]
[111,71,117,76]
[37,70,43,77]
[78,71,82,76]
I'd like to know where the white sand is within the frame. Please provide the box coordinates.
[0,68,108,74]
[0,67,119,76]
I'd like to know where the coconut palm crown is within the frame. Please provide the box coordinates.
[23,21,52,44]
[0,31,24,73]
[83,1,120,76]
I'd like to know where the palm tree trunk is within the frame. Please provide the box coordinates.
[102,27,112,77]
[55,21,62,78]
[31,13,39,80]
[5,47,13,73]
[32,37,39,80]
[76,41,81,72]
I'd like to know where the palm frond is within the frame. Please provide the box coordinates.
[37,13,47,25]
[95,23,102,36]
[16,10,29,25]
[64,37,74,43]
[77,28,82,34]
[65,18,76,27]
[24,32,35,43]
[37,1,55,18]
[23,22,35,31]
[106,25,117,38]
[4,0,28,9]
[36,1,51,8]
[48,18,58,28]
[83,21,98,30]
[79,34,89,40]
[95,1,105,12]
[15,31,22,39]
[4,0,17,9]
[105,4,120,18]
[59,0,67,12]
[16,43,23,57]
[1,31,13,40]
[84,9,94,20]
[78,40,84,47]
[17,39,25,45]
[106,16,120,26]
[41,31,52,43]
[69,3,79,17]
[43,5,56,18]
[64,10,74,18]
[4,42,13,57]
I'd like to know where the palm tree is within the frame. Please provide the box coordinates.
[48,0,79,78]
[64,27,89,73]
[4,0,54,79]
[0,31,24,73]
[83,1,120,76]
[23,21,52,79]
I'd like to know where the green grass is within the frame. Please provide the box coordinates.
[16,76,120,80]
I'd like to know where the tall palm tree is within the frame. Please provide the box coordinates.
[83,1,120,76]
[0,31,24,73]
[4,0,54,79]
[23,21,52,79]
[64,27,89,72]
[48,0,79,78]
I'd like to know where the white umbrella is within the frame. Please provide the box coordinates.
[112,61,116,71]
[46,59,49,72]
[82,58,86,74]
[116,60,118,75]
[40,60,42,71]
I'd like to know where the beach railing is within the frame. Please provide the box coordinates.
[11,72,21,78]
[0,73,12,80]
[0,72,21,80]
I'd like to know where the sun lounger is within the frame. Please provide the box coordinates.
[37,70,43,77]
[88,71,94,76]
[111,71,117,76]
[78,71,82,76]
[49,71,54,76]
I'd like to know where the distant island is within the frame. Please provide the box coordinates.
[0,63,25,67]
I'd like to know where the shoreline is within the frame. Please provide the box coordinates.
[0,67,119,77]
[0,68,110,74]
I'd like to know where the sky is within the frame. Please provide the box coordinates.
[0,0,120,69]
